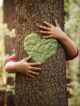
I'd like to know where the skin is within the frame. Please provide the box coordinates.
[38,19,79,60]
[5,56,41,78]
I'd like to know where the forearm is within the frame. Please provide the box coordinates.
[59,34,78,59]
[5,61,18,73]
[38,20,79,60]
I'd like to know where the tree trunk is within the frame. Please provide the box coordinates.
[4,35,15,55]
[3,0,15,30]
[15,0,68,106]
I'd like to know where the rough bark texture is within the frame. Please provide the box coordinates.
[4,35,15,55]
[15,0,68,106]
[3,0,15,30]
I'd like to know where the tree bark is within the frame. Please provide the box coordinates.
[15,0,68,106]
[4,35,15,55]
[3,0,15,30]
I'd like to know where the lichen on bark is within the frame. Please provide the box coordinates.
[24,32,59,64]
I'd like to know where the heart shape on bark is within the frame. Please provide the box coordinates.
[24,33,59,64]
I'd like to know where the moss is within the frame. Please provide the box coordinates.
[24,33,59,64]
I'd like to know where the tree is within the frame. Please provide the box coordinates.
[3,0,15,30]
[15,0,68,106]
[3,0,16,54]
[4,35,15,55]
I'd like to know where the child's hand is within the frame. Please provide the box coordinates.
[37,20,79,60]
[5,56,41,78]
[38,20,66,40]
[16,56,41,78]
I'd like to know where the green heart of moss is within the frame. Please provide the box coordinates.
[24,33,59,64]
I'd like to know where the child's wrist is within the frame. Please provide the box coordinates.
[13,61,21,72]
[59,33,68,41]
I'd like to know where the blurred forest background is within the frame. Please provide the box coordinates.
[0,0,80,106]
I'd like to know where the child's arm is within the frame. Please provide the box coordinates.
[5,56,41,78]
[38,20,79,60]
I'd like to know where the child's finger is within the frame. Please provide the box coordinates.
[22,56,31,61]
[26,72,35,78]
[24,55,32,61]
[30,63,41,66]
[28,70,39,75]
[55,19,59,27]
[40,30,51,34]
[38,25,50,30]
[29,67,41,71]
[43,36,51,39]
[43,21,53,27]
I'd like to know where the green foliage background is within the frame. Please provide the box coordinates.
[64,0,80,106]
